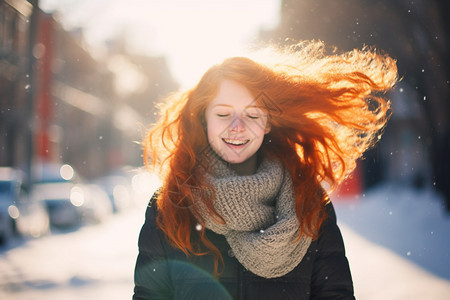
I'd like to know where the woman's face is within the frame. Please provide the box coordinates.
[205,79,271,164]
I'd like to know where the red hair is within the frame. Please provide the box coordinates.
[143,40,398,276]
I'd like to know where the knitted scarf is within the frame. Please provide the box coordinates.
[196,151,312,278]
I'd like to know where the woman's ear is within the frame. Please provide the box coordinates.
[264,122,271,134]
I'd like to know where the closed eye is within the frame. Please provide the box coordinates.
[244,107,266,120]
[216,113,230,118]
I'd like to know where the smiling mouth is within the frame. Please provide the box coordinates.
[222,138,250,146]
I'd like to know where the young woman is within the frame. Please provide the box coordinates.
[133,41,398,300]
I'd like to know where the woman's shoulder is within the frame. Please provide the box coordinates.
[137,191,165,253]
[142,187,162,219]
[324,200,337,222]
[317,199,346,253]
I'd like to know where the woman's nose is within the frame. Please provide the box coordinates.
[229,117,245,132]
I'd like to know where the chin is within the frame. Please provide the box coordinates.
[213,150,243,164]
[223,152,252,164]
[227,157,247,164]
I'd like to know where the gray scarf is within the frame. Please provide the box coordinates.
[196,152,312,278]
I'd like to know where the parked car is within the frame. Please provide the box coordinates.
[0,167,49,245]
[31,163,113,227]
[31,181,82,228]
[32,162,81,184]
[31,163,83,228]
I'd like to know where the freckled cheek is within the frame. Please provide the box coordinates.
[206,123,224,143]
[208,120,231,136]
[246,121,268,136]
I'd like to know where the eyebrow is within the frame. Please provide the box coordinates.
[212,104,263,109]
[212,104,233,108]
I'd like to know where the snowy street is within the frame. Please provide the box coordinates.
[0,205,146,300]
[1,187,450,300]
[341,224,450,300]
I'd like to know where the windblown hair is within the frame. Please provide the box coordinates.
[144,40,398,276]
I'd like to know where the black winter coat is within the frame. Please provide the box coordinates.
[133,194,355,300]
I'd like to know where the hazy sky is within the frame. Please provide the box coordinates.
[39,0,281,88]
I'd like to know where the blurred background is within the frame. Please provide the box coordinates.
[0,0,449,299]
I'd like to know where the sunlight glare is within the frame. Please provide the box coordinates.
[60,164,74,181]
[70,186,85,207]
[39,0,280,89]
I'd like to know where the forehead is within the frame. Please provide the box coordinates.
[208,79,256,108]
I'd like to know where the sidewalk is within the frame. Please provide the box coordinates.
[340,224,450,300]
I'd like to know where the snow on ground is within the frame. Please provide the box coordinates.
[334,184,450,300]
[334,184,450,280]
[341,224,450,300]
[0,184,449,299]
[0,205,146,300]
